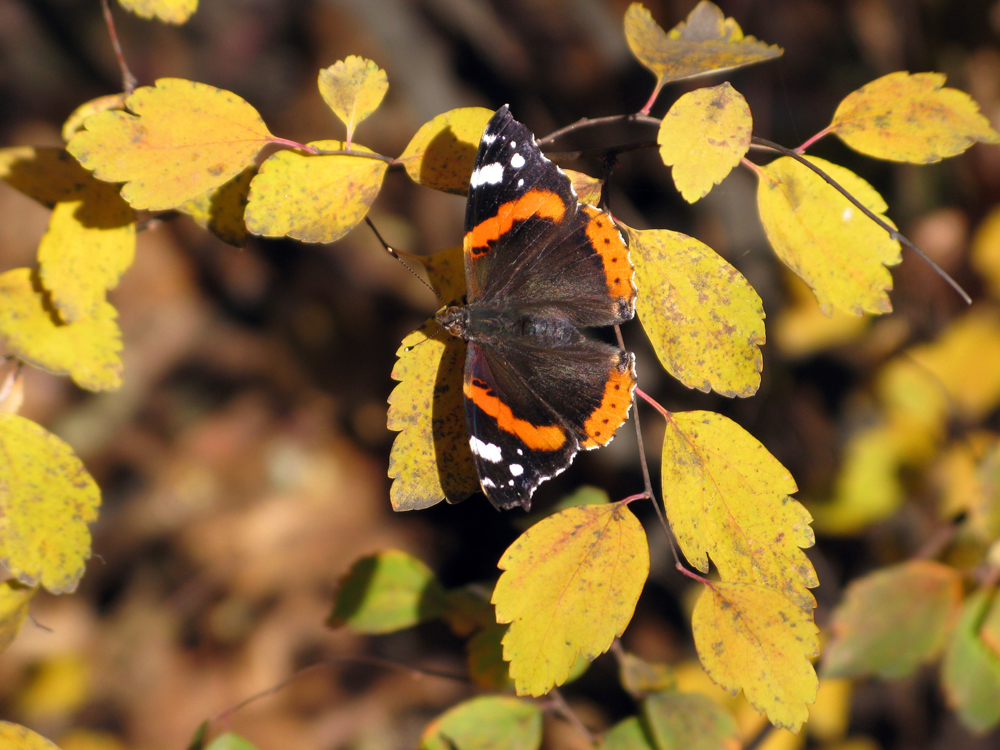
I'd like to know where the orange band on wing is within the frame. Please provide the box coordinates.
[582,205,635,302]
[580,359,636,449]
[465,378,567,451]
[466,189,567,256]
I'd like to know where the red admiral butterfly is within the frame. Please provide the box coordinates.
[436,106,637,511]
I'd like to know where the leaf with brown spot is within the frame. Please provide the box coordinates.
[319,57,388,144]
[245,140,387,243]
[398,107,494,194]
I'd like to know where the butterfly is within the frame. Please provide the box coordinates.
[434,106,637,510]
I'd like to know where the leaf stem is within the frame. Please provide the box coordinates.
[537,113,662,147]
[749,136,972,305]
[100,0,137,95]
[795,125,832,154]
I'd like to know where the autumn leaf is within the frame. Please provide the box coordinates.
[810,423,906,535]
[0,723,61,750]
[618,652,676,697]
[420,696,542,750]
[773,272,869,357]
[178,166,256,247]
[0,413,101,594]
[386,320,479,511]
[117,0,198,24]
[38,190,136,324]
[415,244,466,304]
[0,268,123,392]
[906,306,1000,421]
[398,107,494,194]
[328,550,448,634]
[823,561,963,679]
[628,228,764,397]
[244,140,387,243]
[624,2,781,109]
[941,588,1000,733]
[692,581,819,732]
[563,168,604,206]
[467,621,513,690]
[492,502,649,696]
[756,155,901,315]
[658,82,752,202]
[829,71,1000,163]
[643,690,739,750]
[0,580,36,652]
[61,94,127,142]
[0,146,115,206]
[935,432,1000,544]
[662,411,817,609]
[319,57,388,145]
[972,206,1000,301]
[67,78,274,210]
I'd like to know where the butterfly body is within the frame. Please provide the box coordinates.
[436,106,637,511]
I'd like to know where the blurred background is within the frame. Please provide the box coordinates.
[2,0,1000,748]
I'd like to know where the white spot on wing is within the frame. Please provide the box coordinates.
[517,178,524,187]
[481,477,496,488]
[470,436,503,462]
[481,132,497,145]
[510,153,525,169]
[509,463,524,476]
[470,162,504,187]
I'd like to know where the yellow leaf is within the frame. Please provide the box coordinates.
[493,502,649,696]
[386,319,479,510]
[0,146,110,207]
[0,580,36,652]
[756,156,901,315]
[829,71,1000,163]
[62,94,127,142]
[0,413,101,594]
[662,411,817,609]
[245,140,387,243]
[0,269,123,391]
[67,78,273,210]
[625,2,781,99]
[773,272,869,357]
[935,432,1000,543]
[972,206,1000,301]
[629,228,764,397]
[563,169,603,206]
[642,690,739,750]
[117,0,197,23]
[807,679,853,743]
[15,652,90,721]
[658,82,752,202]
[907,306,1000,421]
[810,423,905,535]
[319,57,388,144]
[876,357,948,459]
[58,728,126,750]
[415,244,465,304]
[38,193,136,324]
[398,107,494,194]
[823,560,962,680]
[692,581,819,732]
[178,166,256,247]
[0,723,61,750]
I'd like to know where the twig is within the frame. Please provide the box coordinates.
[750,136,972,305]
[547,688,596,748]
[100,0,137,95]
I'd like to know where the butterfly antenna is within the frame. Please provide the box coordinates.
[365,217,442,302]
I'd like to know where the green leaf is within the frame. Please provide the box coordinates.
[420,696,542,750]
[941,588,1000,733]
[599,716,656,750]
[0,414,101,593]
[823,561,963,679]
[205,732,259,750]
[328,550,447,634]
[642,691,738,750]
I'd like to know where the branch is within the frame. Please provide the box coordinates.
[750,137,972,305]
